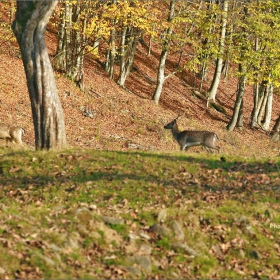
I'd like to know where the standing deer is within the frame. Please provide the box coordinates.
[0,123,25,147]
[164,117,220,153]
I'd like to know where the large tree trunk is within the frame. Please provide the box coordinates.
[12,0,66,150]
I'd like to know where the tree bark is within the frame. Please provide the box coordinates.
[152,49,169,105]
[262,83,273,130]
[12,0,66,150]
[227,64,246,132]
[271,115,280,141]
[117,27,139,87]
[207,0,228,104]
[152,0,176,105]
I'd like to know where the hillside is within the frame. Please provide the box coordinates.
[0,7,279,158]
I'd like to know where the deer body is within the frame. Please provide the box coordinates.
[164,118,220,153]
[0,123,25,147]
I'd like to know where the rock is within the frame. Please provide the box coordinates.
[210,244,224,260]
[172,221,185,241]
[236,216,256,237]
[65,232,81,250]
[128,256,152,274]
[150,223,172,237]
[251,250,262,259]
[90,231,102,239]
[237,216,249,227]
[124,240,138,254]
[66,237,80,250]
[170,271,179,278]
[88,218,123,246]
[74,207,92,224]
[239,249,245,258]
[243,225,256,238]
[100,223,123,247]
[138,243,152,255]
[123,266,141,277]
[171,242,199,257]
[157,209,167,223]
[77,224,90,236]
[128,233,139,241]
[102,216,124,225]
[139,232,151,240]
[37,253,56,267]
[49,243,61,252]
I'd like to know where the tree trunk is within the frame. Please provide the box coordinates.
[236,98,244,128]
[152,49,169,105]
[12,1,66,150]
[262,83,273,130]
[152,0,175,105]
[55,3,67,69]
[251,82,260,127]
[207,0,228,104]
[271,115,280,141]
[117,27,139,87]
[257,85,268,126]
[227,65,246,132]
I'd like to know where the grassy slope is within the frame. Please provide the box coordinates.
[0,3,280,279]
[0,148,280,279]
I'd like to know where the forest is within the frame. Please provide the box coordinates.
[3,0,280,149]
[57,0,280,132]
[0,1,280,279]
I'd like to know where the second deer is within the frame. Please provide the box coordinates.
[164,117,220,153]
[0,123,25,147]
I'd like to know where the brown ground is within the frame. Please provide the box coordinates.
[0,6,279,158]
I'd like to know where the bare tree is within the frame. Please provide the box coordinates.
[207,0,228,105]
[152,0,176,105]
[12,0,66,150]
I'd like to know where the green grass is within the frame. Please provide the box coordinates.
[0,147,279,279]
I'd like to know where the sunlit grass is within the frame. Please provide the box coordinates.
[0,147,279,279]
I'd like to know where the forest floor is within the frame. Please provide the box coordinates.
[0,3,279,158]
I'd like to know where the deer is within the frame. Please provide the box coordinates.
[164,117,220,153]
[0,123,25,147]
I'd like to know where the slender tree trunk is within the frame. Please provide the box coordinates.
[251,82,260,127]
[152,49,169,105]
[250,37,261,127]
[55,3,67,69]
[236,98,244,128]
[105,27,116,79]
[262,83,273,130]
[65,2,73,77]
[152,0,175,105]
[12,0,66,150]
[207,0,228,104]
[117,30,139,87]
[104,0,117,79]
[227,64,246,132]
[257,86,268,126]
